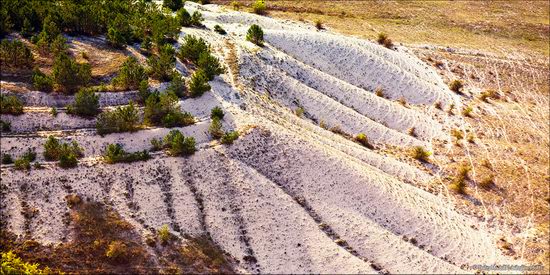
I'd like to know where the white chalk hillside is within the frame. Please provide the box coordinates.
[0,2,520,274]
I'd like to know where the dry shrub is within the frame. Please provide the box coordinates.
[377,32,393,48]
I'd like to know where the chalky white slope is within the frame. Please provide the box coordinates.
[0,2,519,274]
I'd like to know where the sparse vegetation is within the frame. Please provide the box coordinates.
[377,32,393,48]
[209,117,224,139]
[480,89,498,102]
[197,52,225,80]
[1,153,14,164]
[451,128,463,140]
[294,107,304,117]
[105,241,128,262]
[462,105,474,117]
[177,35,209,64]
[374,87,384,97]
[144,91,195,127]
[163,130,196,156]
[412,146,431,162]
[43,136,83,168]
[158,224,171,245]
[50,107,58,117]
[103,143,150,164]
[355,133,374,149]
[188,69,211,97]
[251,0,267,15]
[231,1,243,10]
[210,106,224,120]
[66,88,100,117]
[214,25,226,35]
[0,120,11,132]
[221,131,239,144]
[314,19,323,30]
[479,175,495,189]
[246,24,264,46]
[448,80,464,94]
[164,0,183,11]
[450,165,471,194]
[408,127,417,138]
[14,157,31,170]
[96,102,140,136]
[150,138,164,152]
[0,94,24,115]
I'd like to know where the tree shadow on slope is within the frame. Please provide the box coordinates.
[1,195,236,274]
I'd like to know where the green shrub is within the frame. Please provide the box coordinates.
[147,44,176,81]
[103,143,150,164]
[0,39,34,69]
[211,106,224,120]
[112,57,148,90]
[294,107,304,117]
[449,80,463,94]
[0,94,24,115]
[209,117,223,139]
[163,130,196,156]
[138,80,151,104]
[105,240,128,261]
[43,135,83,162]
[1,120,11,132]
[190,11,204,26]
[158,224,171,245]
[246,24,264,46]
[1,153,13,164]
[412,146,431,162]
[107,15,132,49]
[166,73,186,98]
[50,107,58,117]
[177,8,192,27]
[177,35,209,64]
[163,0,183,11]
[140,37,152,54]
[50,34,68,56]
[66,88,100,117]
[58,152,78,168]
[32,68,54,92]
[188,69,211,97]
[96,102,140,135]
[251,0,267,15]
[355,133,373,149]
[221,131,239,144]
[144,91,195,127]
[376,32,393,48]
[52,53,91,93]
[1,251,49,274]
[197,52,224,80]
[21,148,36,162]
[14,157,30,170]
[150,138,164,151]
[214,25,227,35]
